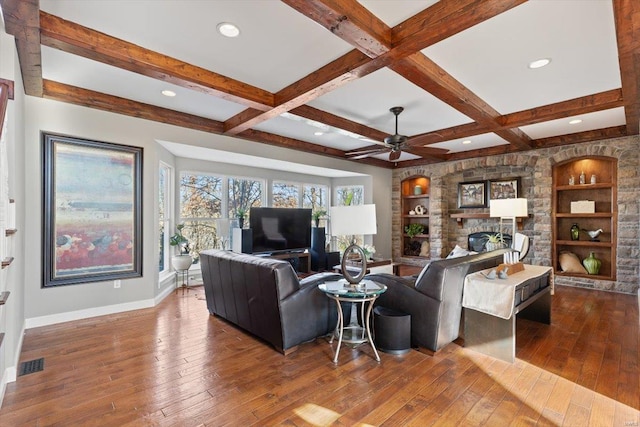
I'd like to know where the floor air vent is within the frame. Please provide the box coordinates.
[18,358,44,376]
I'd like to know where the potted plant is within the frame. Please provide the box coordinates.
[312,209,327,227]
[236,208,247,228]
[404,223,425,238]
[483,233,505,252]
[170,224,193,270]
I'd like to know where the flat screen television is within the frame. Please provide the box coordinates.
[249,207,312,254]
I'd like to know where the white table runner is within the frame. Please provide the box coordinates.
[462,265,553,319]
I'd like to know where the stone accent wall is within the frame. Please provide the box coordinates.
[393,135,640,294]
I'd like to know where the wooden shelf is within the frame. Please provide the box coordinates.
[402,214,429,218]
[402,194,429,200]
[1,257,14,268]
[403,234,429,238]
[556,240,612,247]
[450,213,528,229]
[552,156,617,280]
[5,228,16,236]
[556,183,613,191]
[0,291,9,305]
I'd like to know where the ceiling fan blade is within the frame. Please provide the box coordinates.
[346,147,387,156]
[389,150,402,161]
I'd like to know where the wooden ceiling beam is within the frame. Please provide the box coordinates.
[533,125,628,149]
[41,80,387,167]
[500,89,625,128]
[613,0,640,134]
[39,12,274,111]
[282,0,391,58]
[0,0,42,96]
[290,104,389,143]
[391,0,527,56]
[43,80,226,133]
[391,53,533,151]
[227,0,524,135]
[237,129,392,168]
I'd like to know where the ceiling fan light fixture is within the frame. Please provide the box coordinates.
[528,58,551,69]
[217,22,240,38]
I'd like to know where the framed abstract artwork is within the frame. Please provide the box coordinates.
[42,133,143,287]
[457,181,487,208]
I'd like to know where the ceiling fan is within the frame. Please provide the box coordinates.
[346,106,447,161]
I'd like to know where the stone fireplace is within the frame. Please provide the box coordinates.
[392,134,640,294]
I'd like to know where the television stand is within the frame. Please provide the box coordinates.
[268,251,311,273]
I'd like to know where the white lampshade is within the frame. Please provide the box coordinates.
[330,204,377,236]
[490,198,528,218]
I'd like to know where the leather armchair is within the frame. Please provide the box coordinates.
[366,249,511,353]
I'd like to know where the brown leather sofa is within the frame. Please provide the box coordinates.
[200,249,343,354]
[366,249,511,353]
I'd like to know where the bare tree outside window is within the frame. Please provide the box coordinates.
[179,174,223,261]
[273,182,299,208]
[303,185,328,211]
[228,177,263,220]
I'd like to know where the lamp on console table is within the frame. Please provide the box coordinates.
[489,198,528,250]
[329,204,377,286]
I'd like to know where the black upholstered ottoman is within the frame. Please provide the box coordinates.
[373,306,411,355]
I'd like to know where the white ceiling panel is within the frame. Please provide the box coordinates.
[41,47,246,121]
[358,0,438,27]
[519,107,626,140]
[424,0,621,114]
[308,68,473,136]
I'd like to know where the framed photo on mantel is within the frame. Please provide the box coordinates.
[458,181,487,208]
[488,177,521,202]
[42,133,143,287]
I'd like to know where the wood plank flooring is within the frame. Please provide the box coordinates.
[1,285,638,426]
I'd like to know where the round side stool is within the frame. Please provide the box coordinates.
[373,306,411,355]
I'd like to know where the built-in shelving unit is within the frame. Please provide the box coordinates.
[552,157,617,280]
[401,176,430,258]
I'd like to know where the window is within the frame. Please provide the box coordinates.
[178,173,264,260]
[335,185,364,206]
[303,184,328,212]
[158,162,172,273]
[228,176,263,219]
[180,174,223,262]
[272,182,299,208]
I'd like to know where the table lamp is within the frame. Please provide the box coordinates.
[329,204,377,285]
[489,198,528,249]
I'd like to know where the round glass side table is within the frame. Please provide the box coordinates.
[318,280,387,364]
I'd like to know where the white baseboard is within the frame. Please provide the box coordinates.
[26,284,176,329]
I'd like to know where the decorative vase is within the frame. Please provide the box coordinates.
[171,254,193,271]
[238,218,244,229]
[570,223,580,241]
[414,184,422,195]
[582,252,601,275]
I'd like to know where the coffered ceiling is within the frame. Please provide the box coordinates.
[1,0,638,169]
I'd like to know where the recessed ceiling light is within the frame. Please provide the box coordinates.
[314,131,324,136]
[462,140,472,145]
[217,22,240,38]
[161,89,176,97]
[528,58,551,69]
[569,119,583,125]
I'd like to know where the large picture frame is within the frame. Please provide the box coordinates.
[458,181,487,208]
[42,133,143,287]
[488,177,521,201]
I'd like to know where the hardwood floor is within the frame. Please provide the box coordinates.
[1,285,638,426]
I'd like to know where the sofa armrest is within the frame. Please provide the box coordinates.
[299,272,344,288]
